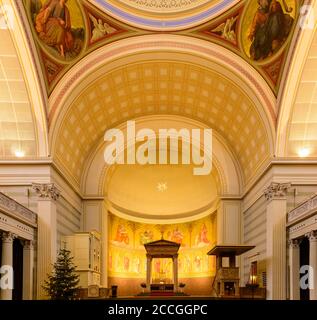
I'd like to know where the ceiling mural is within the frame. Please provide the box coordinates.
[22,0,138,92]
[241,0,296,61]
[192,0,299,91]
[20,0,301,97]
[31,0,85,60]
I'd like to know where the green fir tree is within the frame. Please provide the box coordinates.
[43,248,80,300]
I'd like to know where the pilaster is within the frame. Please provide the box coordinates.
[264,182,290,300]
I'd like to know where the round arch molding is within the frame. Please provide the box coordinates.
[81,116,242,223]
[49,34,276,189]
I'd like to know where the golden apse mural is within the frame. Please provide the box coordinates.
[108,214,217,281]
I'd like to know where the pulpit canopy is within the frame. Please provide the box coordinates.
[144,239,180,258]
[207,245,255,257]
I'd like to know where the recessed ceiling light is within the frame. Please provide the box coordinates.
[15,150,25,158]
[298,148,310,158]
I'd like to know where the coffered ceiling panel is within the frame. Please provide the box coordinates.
[54,61,271,185]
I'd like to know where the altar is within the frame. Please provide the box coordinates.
[144,238,180,293]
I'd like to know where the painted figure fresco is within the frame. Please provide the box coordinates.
[248,0,294,60]
[152,258,173,282]
[168,227,184,245]
[194,255,202,271]
[139,229,154,245]
[123,256,130,272]
[89,13,116,42]
[154,259,161,274]
[211,16,238,43]
[133,256,141,273]
[195,223,210,247]
[30,0,84,59]
[109,214,216,278]
[115,223,129,245]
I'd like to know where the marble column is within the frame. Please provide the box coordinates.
[0,232,15,300]
[289,239,301,300]
[22,240,34,300]
[173,254,178,293]
[308,231,317,300]
[264,182,290,300]
[32,183,60,299]
[146,255,152,292]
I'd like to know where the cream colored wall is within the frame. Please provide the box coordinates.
[242,195,267,286]
[56,196,82,249]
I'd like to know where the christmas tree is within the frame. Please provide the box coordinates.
[43,248,80,300]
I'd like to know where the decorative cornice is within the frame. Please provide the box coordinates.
[0,192,37,226]
[32,183,60,201]
[264,182,291,201]
[288,194,317,224]
[124,0,202,9]
[90,0,237,30]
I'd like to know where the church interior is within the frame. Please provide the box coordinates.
[0,0,317,300]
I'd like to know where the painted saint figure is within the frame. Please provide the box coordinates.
[139,229,154,245]
[195,223,210,247]
[115,224,129,245]
[248,0,294,60]
[169,227,184,245]
[35,0,74,57]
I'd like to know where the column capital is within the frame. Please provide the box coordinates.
[288,239,301,248]
[306,230,317,242]
[21,239,34,250]
[32,183,60,201]
[264,182,291,201]
[1,231,16,243]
